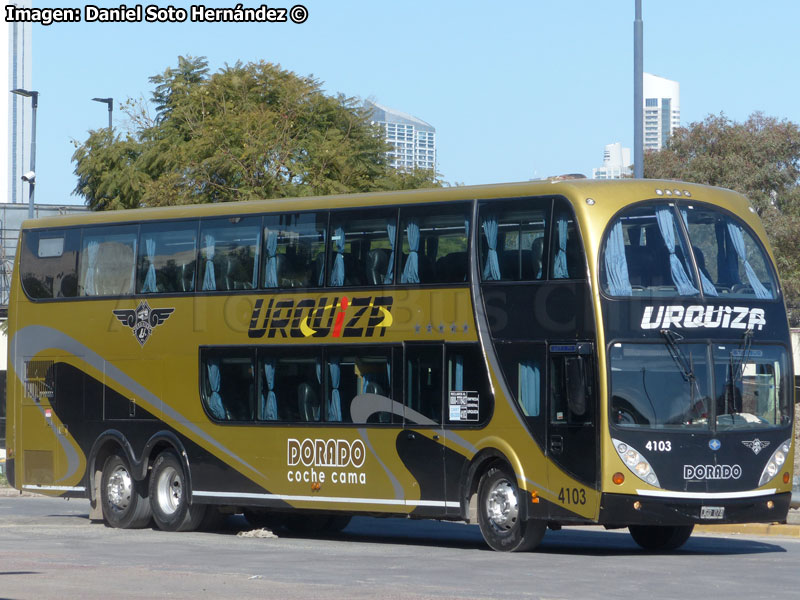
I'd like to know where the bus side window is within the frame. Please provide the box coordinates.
[79,225,138,297]
[550,206,585,280]
[405,345,443,425]
[199,216,261,292]
[20,229,80,299]
[201,349,256,422]
[263,212,327,289]
[445,345,492,425]
[329,209,396,287]
[398,203,470,285]
[479,198,550,282]
[329,349,395,424]
[138,222,198,294]
[259,352,323,423]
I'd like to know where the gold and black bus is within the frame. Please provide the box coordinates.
[5,180,795,551]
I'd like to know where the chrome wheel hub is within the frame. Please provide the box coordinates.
[107,466,132,513]
[156,466,182,516]
[486,479,519,531]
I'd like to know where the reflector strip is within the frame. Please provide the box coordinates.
[193,490,459,508]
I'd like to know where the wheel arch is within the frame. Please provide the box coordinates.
[460,446,525,522]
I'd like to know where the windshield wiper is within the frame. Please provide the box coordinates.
[660,329,704,423]
[723,328,753,420]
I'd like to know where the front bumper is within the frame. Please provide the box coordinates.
[598,491,792,527]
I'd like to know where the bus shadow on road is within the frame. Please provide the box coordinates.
[216,516,788,556]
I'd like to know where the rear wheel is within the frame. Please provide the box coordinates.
[477,467,546,552]
[149,450,206,532]
[100,453,152,529]
[629,524,694,551]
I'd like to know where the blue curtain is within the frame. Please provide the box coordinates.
[85,239,99,295]
[727,223,771,299]
[207,360,226,420]
[142,237,157,293]
[604,221,632,296]
[331,226,345,287]
[655,208,698,295]
[401,219,420,284]
[680,210,718,296]
[328,357,342,421]
[202,233,216,291]
[385,221,396,284]
[318,228,326,287]
[454,354,464,391]
[262,359,277,420]
[519,361,540,417]
[481,216,501,281]
[715,222,740,286]
[553,216,569,279]
[264,229,278,288]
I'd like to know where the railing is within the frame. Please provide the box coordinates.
[0,227,20,308]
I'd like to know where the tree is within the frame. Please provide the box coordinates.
[72,56,441,209]
[644,112,800,325]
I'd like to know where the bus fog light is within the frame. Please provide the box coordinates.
[612,438,660,488]
[759,439,792,487]
[766,500,775,510]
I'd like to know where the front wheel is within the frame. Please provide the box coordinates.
[100,453,152,529]
[149,450,206,532]
[477,467,546,552]
[629,524,694,551]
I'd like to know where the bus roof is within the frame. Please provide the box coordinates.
[24,179,754,230]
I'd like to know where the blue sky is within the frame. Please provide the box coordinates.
[25,0,800,206]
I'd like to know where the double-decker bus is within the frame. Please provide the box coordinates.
[4,179,794,551]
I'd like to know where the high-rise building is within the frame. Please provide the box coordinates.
[365,100,436,171]
[2,0,33,206]
[592,142,631,180]
[643,73,680,152]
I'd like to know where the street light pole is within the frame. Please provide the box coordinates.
[11,88,38,219]
[634,0,644,179]
[92,97,113,130]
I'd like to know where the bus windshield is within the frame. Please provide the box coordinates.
[601,201,777,299]
[610,342,791,430]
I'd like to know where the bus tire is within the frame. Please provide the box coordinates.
[100,453,152,529]
[477,467,546,552]
[629,524,694,551]
[149,450,206,532]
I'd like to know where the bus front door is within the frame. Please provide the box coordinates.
[547,343,598,488]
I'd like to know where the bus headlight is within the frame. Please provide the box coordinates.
[612,439,660,487]
[758,440,792,487]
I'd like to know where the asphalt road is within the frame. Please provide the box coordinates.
[0,495,798,600]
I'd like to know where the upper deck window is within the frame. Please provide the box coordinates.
[199,216,260,292]
[20,229,80,299]
[137,222,198,294]
[79,225,138,297]
[600,202,777,299]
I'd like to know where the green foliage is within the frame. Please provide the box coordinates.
[72,56,442,209]
[644,112,800,325]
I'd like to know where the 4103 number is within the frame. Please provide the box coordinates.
[558,487,587,505]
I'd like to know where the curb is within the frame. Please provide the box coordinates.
[0,486,42,498]
[695,523,800,538]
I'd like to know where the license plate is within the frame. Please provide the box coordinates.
[700,506,725,520]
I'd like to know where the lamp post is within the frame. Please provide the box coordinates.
[633,0,643,179]
[11,88,38,219]
[92,97,113,130]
